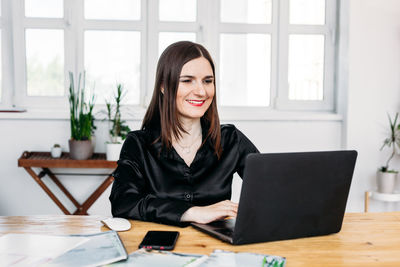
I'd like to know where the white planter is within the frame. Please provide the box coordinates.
[106,143,123,161]
[377,171,398,193]
[51,146,62,158]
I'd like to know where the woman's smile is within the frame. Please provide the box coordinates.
[186,99,206,106]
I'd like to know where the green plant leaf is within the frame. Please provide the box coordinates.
[68,71,96,141]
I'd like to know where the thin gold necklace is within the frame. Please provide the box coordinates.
[176,133,202,154]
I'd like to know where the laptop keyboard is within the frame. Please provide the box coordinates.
[216,228,234,236]
[208,219,236,237]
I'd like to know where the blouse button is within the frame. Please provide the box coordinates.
[184,193,191,200]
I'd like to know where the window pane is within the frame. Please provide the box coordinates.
[25,0,63,18]
[26,29,64,96]
[288,35,324,100]
[84,0,140,20]
[221,0,272,24]
[220,34,271,106]
[85,31,141,105]
[159,0,196,22]
[290,0,325,25]
[159,32,196,56]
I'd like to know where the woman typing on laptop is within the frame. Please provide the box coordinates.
[109,41,259,226]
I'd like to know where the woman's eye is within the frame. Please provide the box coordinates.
[204,79,213,84]
[180,79,191,83]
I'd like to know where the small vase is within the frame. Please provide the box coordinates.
[69,139,93,160]
[377,171,398,193]
[106,143,123,161]
[51,146,62,158]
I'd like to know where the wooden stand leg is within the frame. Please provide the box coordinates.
[45,168,81,209]
[365,191,370,212]
[24,167,71,215]
[73,175,114,215]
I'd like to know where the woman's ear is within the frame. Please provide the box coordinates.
[161,87,164,94]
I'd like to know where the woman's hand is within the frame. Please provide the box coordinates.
[180,200,238,224]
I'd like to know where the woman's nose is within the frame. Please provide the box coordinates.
[193,81,206,96]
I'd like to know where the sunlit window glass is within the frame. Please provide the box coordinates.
[159,0,196,22]
[290,0,325,25]
[221,0,272,24]
[158,32,196,57]
[26,29,64,96]
[220,34,271,106]
[288,34,325,100]
[25,0,63,18]
[84,0,140,20]
[84,31,141,105]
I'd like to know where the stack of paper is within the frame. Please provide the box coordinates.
[199,250,286,267]
[106,249,207,267]
[106,249,286,267]
[0,233,88,267]
[45,231,128,267]
[0,231,128,267]
[1,232,286,267]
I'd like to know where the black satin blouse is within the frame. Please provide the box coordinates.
[109,123,259,226]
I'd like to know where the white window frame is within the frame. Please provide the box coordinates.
[276,0,337,111]
[146,0,337,118]
[0,0,14,109]
[4,0,339,117]
[11,0,147,111]
[209,0,279,118]
[12,0,69,109]
[77,0,147,109]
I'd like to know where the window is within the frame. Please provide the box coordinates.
[276,0,336,110]
[218,0,273,107]
[83,0,142,105]
[5,0,337,114]
[0,0,13,109]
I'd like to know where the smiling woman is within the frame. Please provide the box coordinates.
[109,41,259,226]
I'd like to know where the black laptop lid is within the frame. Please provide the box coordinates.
[232,150,357,245]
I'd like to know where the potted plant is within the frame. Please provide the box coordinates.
[377,113,399,193]
[105,84,131,161]
[51,144,62,158]
[68,71,96,160]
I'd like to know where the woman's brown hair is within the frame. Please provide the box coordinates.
[141,41,222,158]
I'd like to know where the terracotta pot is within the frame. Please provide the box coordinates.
[69,139,93,160]
[377,171,398,193]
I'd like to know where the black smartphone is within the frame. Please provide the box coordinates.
[138,231,179,250]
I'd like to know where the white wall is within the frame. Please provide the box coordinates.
[347,0,400,212]
[1,0,400,216]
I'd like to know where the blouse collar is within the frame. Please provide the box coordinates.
[145,118,215,160]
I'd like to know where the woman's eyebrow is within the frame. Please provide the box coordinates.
[179,75,214,79]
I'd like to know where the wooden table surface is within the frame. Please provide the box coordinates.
[1,212,400,266]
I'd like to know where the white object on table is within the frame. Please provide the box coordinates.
[101,217,132,232]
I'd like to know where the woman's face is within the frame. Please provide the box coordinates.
[175,57,215,120]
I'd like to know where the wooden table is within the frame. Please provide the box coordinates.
[17,151,117,215]
[1,212,400,266]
